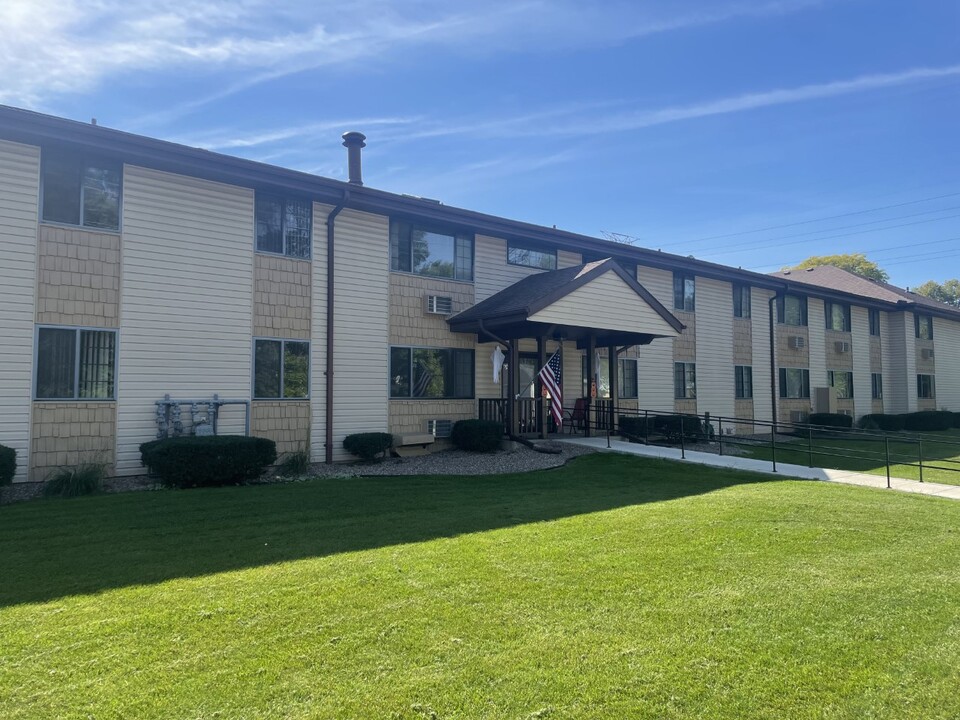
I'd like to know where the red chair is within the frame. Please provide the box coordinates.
[564,398,588,434]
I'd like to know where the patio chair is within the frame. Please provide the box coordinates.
[564,398,588,434]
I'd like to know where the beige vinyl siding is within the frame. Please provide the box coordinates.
[474,234,580,302]
[882,312,908,413]
[562,340,582,410]
[850,306,872,419]
[751,287,774,423]
[807,298,826,396]
[636,265,674,411]
[309,203,330,462]
[528,270,679,336]
[694,278,734,420]
[0,140,39,482]
[935,316,960,410]
[475,342,502,400]
[116,166,254,474]
[331,208,390,461]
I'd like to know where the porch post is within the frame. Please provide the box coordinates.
[608,344,617,432]
[585,334,595,437]
[508,340,519,437]
[537,335,547,438]
[506,339,516,437]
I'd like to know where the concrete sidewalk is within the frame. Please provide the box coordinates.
[558,436,960,501]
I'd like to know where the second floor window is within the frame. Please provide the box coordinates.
[255,195,312,258]
[733,285,751,318]
[778,294,808,326]
[673,272,695,311]
[42,151,121,231]
[825,302,851,332]
[915,314,933,340]
[508,243,557,270]
[390,221,473,281]
[869,309,881,336]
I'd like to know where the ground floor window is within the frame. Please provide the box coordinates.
[36,326,117,400]
[735,365,753,399]
[674,362,696,399]
[828,370,854,399]
[917,374,936,399]
[619,358,638,399]
[871,373,883,399]
[254,339,309,399]
[779,367,810,399]
[391,347,474,399]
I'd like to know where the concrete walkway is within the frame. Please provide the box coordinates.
[557,436,960,501]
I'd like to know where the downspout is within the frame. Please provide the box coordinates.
[325,190,349,464]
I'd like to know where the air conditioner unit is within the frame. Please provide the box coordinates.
[427,419,453,438]
[837,409,852,417]
[834,341,851,353]
[788,335,806,350]
[921,348,935,360]
[790,410,808,423]
[425,295,453,315]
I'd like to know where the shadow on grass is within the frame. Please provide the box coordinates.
[0,453,778,607]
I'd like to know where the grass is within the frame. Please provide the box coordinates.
[734,427,960,485]
[2,453,960,719]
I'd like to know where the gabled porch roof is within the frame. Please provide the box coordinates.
[448,258,684,347]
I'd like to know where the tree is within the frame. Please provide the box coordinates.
[786,253,889,282]
[914,279,960,307]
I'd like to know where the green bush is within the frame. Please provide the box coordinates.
[140,435,277,488]
[953,412,960,429]
[653,414,704,443]
[808,413,853,430]
[901,411,954,432]
[857,414,905,432]
[43,463,106,498]
[0,444,15,486]
[343,432,394,462]
[450,420,503,453]
[619,416,655,440]
[278,447,311,476]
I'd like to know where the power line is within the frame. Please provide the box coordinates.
[748,240,960,270]
[751,236,960,270]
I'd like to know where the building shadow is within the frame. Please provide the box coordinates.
[0,453,782,607]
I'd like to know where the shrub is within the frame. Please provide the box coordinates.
[953,412,960,429]
[857,413,904,432]
[619,416,655,440]
[808,413,853,430]
[0,444,15,486]
[140,435,276,488]
[279,447,311,476]
[343,432,394,462]
[652,414,704,443]
[450,419,503,453]
[901,411,954,432]
[43,463,106,498]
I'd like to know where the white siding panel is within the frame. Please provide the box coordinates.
[0,140,39,482]
[694,278,734,420]
[851,305,872,419]
[882,312,908,413]
[807,298,827,393]
[934,316,960,411]
[636,265,674,411]
[528,271,679,336]
[331,209,390,460]
[116,166,254,474]
[310,203,331,461]
[751,288,773,423]
[474,234,580,302]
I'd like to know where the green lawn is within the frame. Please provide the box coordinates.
[733,427,960,485]
[2,454,960,719]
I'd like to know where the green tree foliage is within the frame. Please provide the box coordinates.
[787,253,889,282]
[914,279,960,307]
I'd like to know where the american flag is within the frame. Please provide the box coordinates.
[538,350,563,428]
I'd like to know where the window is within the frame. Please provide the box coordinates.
[869,309,880,336]
[733,284,751,318]
[735,366,753,399]
[871,373,883,399]
[254,339,309,399]
[619,358,638,399]
[777,294,808,326]
[825,302,851,332]
[36,327,116,399]
[673,272,695,311]
[674,362,696,399]
[255,194,312,258]
[581,356,610,398]
[917,374,936,399]
[507,242,557,270]
[915,314,933,340]
[779,368,810,398]
[41,151,121,231]
[390,220,473,281]
[391,347,474,399]
[828,370,854,399]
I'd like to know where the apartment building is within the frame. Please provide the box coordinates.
[1,105,958,482]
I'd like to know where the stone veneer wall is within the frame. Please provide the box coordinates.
[36,225,121,327]
[30,403,116,481]
[250,402,311,456]
[253,254,311,340]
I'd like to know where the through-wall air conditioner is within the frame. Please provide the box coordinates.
[427,419,453,438]
[426,295,454,315]
[834,341,851,353]
[788,335,806,350]
[921,348,935,360]
[790,410,808,423]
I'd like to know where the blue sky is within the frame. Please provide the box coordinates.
[4,0,958,287]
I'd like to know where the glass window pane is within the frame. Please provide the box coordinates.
[78,330,115,399]
[42,154,82,225]
[37,328,77,399]
[508,245,557,270]
[82,164,121,230]
[284,199,312,258]
[391,347,411,397]
[283,342,309,398]
[455,235,474,280]
[413,348,448,397]
[254,340,282,398]
[454,350,474,398]
[255,196,283,254]
[412,230,455,278]
[390,222,412,273]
